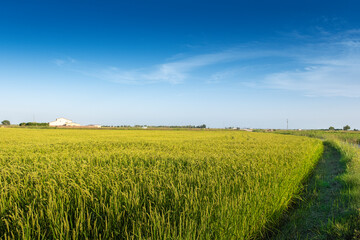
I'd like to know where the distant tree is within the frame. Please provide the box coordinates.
[18,122,49,127]
[25,122,49,126]
[329,126,335,130]
[1,120,10,125]
[343,125,351,131]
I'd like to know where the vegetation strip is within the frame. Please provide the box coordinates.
[328,139,360,238]
[270,141,345,239]
[273,130,360,239]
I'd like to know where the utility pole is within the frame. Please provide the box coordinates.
[287,119,288,130]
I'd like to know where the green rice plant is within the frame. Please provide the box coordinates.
[0,128,323,239]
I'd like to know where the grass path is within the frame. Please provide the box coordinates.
[270,142,347,239]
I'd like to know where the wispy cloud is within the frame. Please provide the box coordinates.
[264,63,360,97]
[53,29,360,97]
[140,51,246,84]
[53,57,76,67]
[55,49,277,85]
[53,59,65,66]
[263,30,360,97]
[206,68,248,84]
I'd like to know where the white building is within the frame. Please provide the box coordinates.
[49,118,81,127]
[88,124,102,128]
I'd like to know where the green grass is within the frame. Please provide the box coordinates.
[270,141,347,239]
[272,131,360,239]
[326,140,360,239]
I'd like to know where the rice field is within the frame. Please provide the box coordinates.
[0,128,323,239]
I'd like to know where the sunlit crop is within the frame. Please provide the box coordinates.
[0,128,323,239]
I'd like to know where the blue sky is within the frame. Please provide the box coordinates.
[1,0,360,129]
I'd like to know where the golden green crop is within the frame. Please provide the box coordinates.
[0,128,323,239]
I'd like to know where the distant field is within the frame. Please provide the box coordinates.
[0,128,323,239]
[279,130,360,145]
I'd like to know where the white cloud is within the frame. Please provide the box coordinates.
[53,59,65,66]
[261,29,360,97]
[141,51,242,84]
[53,57,77,67]
[66,49,276,85]
[206,69,246,84]
[53,29,360,98]
[264,56,360,97]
